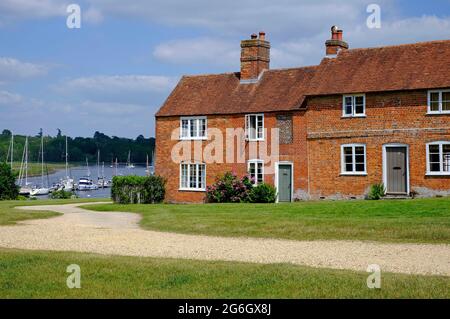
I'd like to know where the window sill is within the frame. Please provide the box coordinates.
[246,139,265,142]
[425,172,450,176]
[340,172,368,176]
[179,188,206,192]
[426,112,450,116]
[341,115,366,119]
[179,137,208,141]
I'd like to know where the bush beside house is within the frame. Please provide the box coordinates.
[111,175,166,204]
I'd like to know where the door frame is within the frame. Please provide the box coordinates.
[275,161,294,203]
[382,143,410,195]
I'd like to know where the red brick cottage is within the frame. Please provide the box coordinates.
[155,27,450,203]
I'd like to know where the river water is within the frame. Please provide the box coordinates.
[25,164,151,199]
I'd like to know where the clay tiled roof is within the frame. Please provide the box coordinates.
[308,40,450,96]
[156,39,450,117]
[155,66,317,117]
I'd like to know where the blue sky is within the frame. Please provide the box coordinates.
[0,0,449,138]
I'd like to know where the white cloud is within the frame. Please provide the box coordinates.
[0,0,67,22]
[77,100,147,116]
[154,38,239,67]
[0,90,23,105]
[272,15,450,68]
[0,57,49,81]
[85,0,378,37]
[60,75,177,94]
[84,7,104,24]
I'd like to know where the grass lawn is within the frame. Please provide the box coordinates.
[0,248,448,298]
[84,197,450,244]
[0,199,108,226]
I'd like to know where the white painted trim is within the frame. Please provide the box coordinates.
[179,116,208,140]
[340,144,367,175]
[179,162,206,191]
[427,89,450,115]
[342,94,366,117]
[245,113,265,141]
[247,159,264,186]
[275,161,294,203]
[382,143,410,195]
[425,141,450,175]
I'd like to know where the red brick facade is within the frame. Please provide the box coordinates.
[156,90,450,202]
[306,90,450,199]
[155,29,450,203]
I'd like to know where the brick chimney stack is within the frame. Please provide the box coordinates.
[240,32,270,82]
[325,26,349,56]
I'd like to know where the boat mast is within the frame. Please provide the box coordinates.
[25,136,28,186]
[97,149,100,180]
[86,157,90,177]
[65,136,69,178]
[41,133,44,187]
[10,134,13,169]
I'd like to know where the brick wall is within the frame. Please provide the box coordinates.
[155,112,308,203]
[306,90,450,199]
[156,89,450,202]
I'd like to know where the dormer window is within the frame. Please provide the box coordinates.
[245,114,264,141]
[428,90,450,114]
[343,94,365,117]
[180,116,207,140]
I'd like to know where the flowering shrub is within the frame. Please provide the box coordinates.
[206,172,253,203]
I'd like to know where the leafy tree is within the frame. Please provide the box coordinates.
[2,129,12,137]
[0,130,155,164]
[0,163,19,200]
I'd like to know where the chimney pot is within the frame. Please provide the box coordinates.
[259,31,266,40]
[325,25,348,56]
[240,32,271,82]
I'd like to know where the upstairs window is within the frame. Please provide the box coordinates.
[180,162,206,190]
[180,116,207,139]
[341,144,367,175]
[248,160,264,185]
[426,142,450,175]
[343,94,365,117]
[245,114,264,141]
[428,90,450,114]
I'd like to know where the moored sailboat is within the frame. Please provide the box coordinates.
[61,136,74,191]
[30,133,49,196]
[18,136,32,196]
[126,150,135,169]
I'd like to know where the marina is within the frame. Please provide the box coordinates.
[25,164,152,199]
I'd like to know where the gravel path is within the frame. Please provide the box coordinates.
[0,203,449,276]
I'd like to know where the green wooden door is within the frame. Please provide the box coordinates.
[386,147,407,194]
[278,164,292,202]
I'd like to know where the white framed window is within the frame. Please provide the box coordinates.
[342,94,366,117]
[341,144,367,175]
[428,90,450,114]
[247,160,264,185]
[180,116,207,140]
[180,162,206,190]
[245,114,264,141]
[426,141,450,175]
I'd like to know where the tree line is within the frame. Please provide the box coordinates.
[0,129,155,165]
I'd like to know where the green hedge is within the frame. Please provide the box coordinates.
[111,175,166,204]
